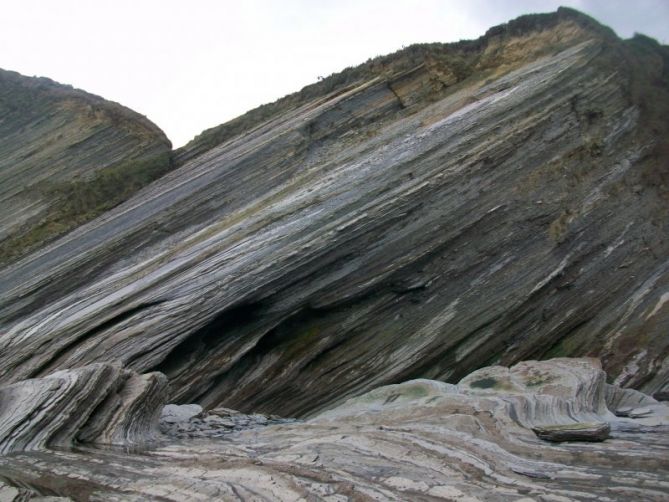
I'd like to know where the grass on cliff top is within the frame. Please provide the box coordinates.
[176,7,615,163]
[0,152,172,265]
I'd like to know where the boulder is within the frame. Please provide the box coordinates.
[160,404,203,424]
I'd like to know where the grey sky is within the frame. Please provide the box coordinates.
[2,1,667,147]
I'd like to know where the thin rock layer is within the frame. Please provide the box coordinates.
[0,363,167,455]
[0,358,667,501]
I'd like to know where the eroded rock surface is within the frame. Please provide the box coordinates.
[0,8,667,420]
[0,69,172,265]
[0,358,667,501]
[160,405,297,439]
[531,422,610,442]
[0,363,166,454]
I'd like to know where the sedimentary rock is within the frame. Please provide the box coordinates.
[0,358,667,500]
[0,481,71,502]
[159,405,297,439]
[0,69,172,265]
[532,422,610,441]
[0,9,667,419]
[0,363,167,454]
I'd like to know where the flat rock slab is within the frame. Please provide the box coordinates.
[532,422,610,442]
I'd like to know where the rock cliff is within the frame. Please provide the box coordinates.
[0,8,668,420]
[0,358,667,500]
[0,69,172,265]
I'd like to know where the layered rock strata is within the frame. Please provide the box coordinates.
[0,9,667,418]
[0,363,166,455]
[0,69,172,265]
[0,358,667,500]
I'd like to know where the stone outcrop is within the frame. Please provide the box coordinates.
[0,481,72,502]
[0,363,166,454]
[0,358,667,500]
[531,422,610,441]
[0,8,668,420]
[0,69,172,265]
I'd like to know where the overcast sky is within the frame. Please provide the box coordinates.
[3,1,668,147]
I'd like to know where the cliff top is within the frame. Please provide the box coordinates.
[174,7,627,164]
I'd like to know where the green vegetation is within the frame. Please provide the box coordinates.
[177,7,614,165]
[484,7,616,41]
[40,151,172,221]
[0,152,172,265]
[525,373,557,387]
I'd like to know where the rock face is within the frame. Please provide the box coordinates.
[0,358,668,500]
[0,69,172,265]
[0,363,166,454]
[531,422,610,441]
[0,8,668,419]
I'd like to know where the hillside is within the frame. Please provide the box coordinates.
[0,8,667,420]
[0,69,172,264]
[1,7,669,500]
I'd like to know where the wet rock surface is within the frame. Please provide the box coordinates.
[0,358,667,501]
[159,405,298,439]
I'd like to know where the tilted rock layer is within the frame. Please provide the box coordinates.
[0,8,668,418]
[0,69,172,264]
[0,363,166,455]
[0,358,667,500]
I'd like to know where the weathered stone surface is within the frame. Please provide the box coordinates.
[0,9,667,420]
[0,363,167,454]
[0,482,71,502]
[160,403,203,424]
[0,484,71,502]
[0,69,172,265]
[0,358,668,500]
[0,482,25,502]
[532,422,610,442]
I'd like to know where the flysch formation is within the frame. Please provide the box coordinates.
[0,358,667,500]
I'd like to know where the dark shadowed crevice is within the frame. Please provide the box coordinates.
[154,300,268,379]
[190,306,326,403]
